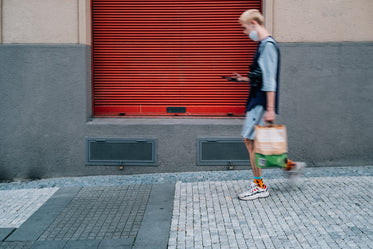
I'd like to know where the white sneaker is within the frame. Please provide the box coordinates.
[294,162,306,173]
[287,162,307,183]
[238,183,269,201]
[238,182,257,199]
[288,162,306,175]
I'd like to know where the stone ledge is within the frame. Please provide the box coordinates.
[87,117,244,126]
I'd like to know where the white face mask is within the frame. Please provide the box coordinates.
[249,30,259,41]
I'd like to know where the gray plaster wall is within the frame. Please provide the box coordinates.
[278,42,373,166]
[0,45,91,180]
[0,43,372,180]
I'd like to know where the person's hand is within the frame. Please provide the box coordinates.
[263,109,276,123]
[232,72,249,82]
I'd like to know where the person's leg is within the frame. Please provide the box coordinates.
[238,138,268,200]
[238,107,268,200]
[243,138,265,189]
[243,138,261,177]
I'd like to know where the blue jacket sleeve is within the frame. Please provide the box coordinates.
[258,42,278,92]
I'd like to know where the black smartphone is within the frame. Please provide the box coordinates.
[221,76,239,82]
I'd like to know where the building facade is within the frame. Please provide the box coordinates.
[0,0,372,180]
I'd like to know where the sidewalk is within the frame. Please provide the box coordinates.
[0,166,372,249]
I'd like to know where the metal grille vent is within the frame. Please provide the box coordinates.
[86,138,157,166]
[197,138,250,166]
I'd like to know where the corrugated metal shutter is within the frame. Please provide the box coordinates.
[92,0,261,116]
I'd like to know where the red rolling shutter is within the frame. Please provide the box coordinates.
[92,0,261,116]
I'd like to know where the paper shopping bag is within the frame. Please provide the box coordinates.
[254,124,288,168]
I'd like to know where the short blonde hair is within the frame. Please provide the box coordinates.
[239,9,264,25]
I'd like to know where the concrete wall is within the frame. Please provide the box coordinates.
[1,43,372,180]
[278,42,373,165]
[0,1,373,179]
[0,45,91,180]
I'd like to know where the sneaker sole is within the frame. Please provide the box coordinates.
[238,191,269,201]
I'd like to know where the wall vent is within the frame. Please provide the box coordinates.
[197,138,250,166]
[86,138,157,166]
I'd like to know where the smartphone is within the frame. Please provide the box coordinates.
[221,76,239,82]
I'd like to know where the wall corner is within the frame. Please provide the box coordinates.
[263,0,274,36]
[78,0,92,45]
[0,0,3,44]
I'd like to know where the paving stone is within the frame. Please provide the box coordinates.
[64,240,101,249]
[38,185,151,241]
[0,229,15,242]
[0,188,58,228]
[0,242,33,249]
[30,240,67,249]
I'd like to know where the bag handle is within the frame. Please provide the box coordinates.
[265,121,275,127]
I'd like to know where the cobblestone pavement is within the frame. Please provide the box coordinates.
[0,168,372,248]
[38,185,151,241]
[169,176,373,249]
[0,188,58,228]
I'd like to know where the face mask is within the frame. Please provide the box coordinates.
[249,30,259,41]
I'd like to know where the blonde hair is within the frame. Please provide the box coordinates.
[239,9,264,26]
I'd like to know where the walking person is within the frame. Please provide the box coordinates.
[229,9,305,201]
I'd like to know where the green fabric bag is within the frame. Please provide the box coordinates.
[255,153,288,168]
